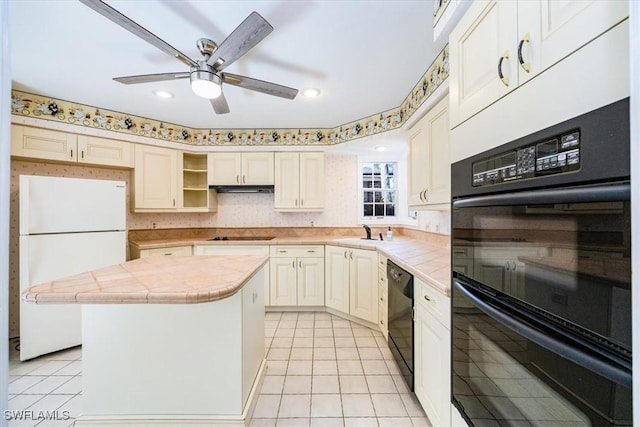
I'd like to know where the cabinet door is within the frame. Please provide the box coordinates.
[349,249,378,324]
[297,258,325,306]
[449,0,518,128]
[77,135,133,168]
[134,144,178,209]
[425,97,450,205]
[11,124,77,162]
[242,152,274,185]
[518,0,628,86]
[408,120,429,206]
[325,246,350,313]
[415,305,451,427]
[208,153,242,185]
[299,153,324,209]
[269,257,298,306]
[274,153,300,209]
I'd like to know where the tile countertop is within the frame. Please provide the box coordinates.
[22,255,269,304]
[130,235,452,297]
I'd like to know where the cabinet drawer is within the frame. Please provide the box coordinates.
[378,303,388,333]
[378,284,387,307]
[140,245,192,257]
[415,278,450,326]
[194,245,268,256]
[270,245,324,258]
[378,253,387,271]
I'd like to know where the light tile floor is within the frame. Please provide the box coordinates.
[256,311,432,427]
[7,311,433,427]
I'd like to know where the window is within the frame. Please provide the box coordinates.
[362,162,396,218]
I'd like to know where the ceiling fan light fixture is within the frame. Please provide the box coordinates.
[190,70,222,99]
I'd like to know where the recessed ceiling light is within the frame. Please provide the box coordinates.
[301,88,320,97]
[153,90,174,99]
[375,146,387,152]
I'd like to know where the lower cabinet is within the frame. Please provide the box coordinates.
[414,277,451,427]
[270,246,324,306]
[325,246,378,325]
[131,245,192,259]
[377,253,388,339]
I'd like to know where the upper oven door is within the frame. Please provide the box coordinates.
[452,181,631,352]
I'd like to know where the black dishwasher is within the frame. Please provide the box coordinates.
[387,260,414,391]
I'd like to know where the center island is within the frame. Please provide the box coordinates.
[23,255,269,427]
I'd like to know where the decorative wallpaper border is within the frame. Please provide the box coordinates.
[11,46,448,147]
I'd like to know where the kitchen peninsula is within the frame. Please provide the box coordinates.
[23,255,269,427]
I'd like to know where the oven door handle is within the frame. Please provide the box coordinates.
[454,279,632,388]
[452,181,630,208]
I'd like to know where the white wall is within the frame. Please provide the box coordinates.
[1,0,11,415]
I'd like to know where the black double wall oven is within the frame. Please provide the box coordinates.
[451,99,632,426]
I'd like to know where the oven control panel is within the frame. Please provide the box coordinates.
[472,130,581,187]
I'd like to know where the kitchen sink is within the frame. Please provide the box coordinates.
[207,236,275,241]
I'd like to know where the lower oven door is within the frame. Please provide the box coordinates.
[452,278,632,426]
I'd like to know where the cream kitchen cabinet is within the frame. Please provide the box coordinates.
[414,277,451,427]
[325,246,378,325]
[131,245,193,259]
[269,245,324,306]
[11,124,133,168]
[408,96,450,208]
[182,152,217,211]
[377,253,388,340]
[324,246,351,313]
[449,0,628,128]
[133,144,179,211]
[274,152,324,211]
[207,152,274,186]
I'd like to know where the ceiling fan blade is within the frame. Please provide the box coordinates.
[210,93,230,114]
[222,73,298,99]
[114,72,190,85]
[207,11,273,71]
[79,0,198,68]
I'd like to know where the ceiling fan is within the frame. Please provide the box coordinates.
[79,0,298,114]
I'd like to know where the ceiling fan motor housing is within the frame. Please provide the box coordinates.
[190,62,222,98]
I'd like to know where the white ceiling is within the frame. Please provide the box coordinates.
[10,1,451,132]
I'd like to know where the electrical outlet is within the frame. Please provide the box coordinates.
[151,222,158,229]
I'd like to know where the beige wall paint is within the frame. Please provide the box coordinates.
[8,154,357,337]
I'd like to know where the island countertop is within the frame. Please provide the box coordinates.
[22,255,268,304]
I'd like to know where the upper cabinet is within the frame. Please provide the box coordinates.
[408,96,450,208]
[134,146,217,213]
[274,152,324,211]
[208,152,274,186]
[182,152,217,212]
[133,144,179,211]
[449,0,628,128]
[11,124,133,168]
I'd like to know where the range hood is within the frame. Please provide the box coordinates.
[209,185,274,193]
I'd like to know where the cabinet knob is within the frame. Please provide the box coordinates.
[498,50,510,86]
[349,250,353,260]
[504,262,510,271]
[243,175,246,184]
[423,295,431,302]
[518,33,531,73]
[344,250,348,259]
[292,260,295,268]
[70,148,74,159]
[236,175,240,184]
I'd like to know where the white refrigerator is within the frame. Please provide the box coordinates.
[19,175,126,361]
